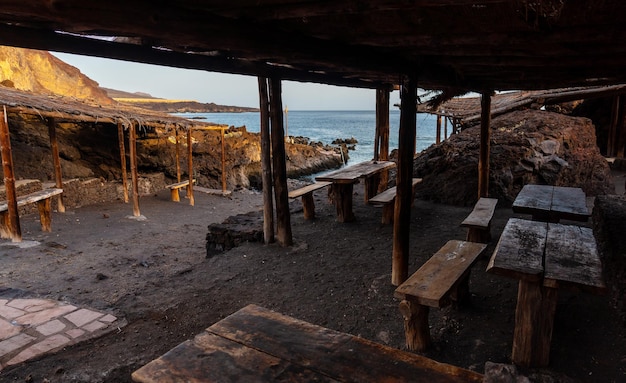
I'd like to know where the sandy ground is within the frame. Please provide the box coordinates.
[0,184,624,382]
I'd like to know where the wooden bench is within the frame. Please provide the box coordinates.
[288,181,332,220]
[368,178,422,224]
[166,179,195,202]
[0,188,63,238]
[460,197,498,243]
[394,240,487,351]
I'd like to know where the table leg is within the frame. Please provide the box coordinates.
[332,183,355,223]
[364,174,381,203]
[512,280,558,367]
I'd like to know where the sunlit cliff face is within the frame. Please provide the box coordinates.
[0,46,114,106]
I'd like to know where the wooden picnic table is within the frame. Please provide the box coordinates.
[315,160,395,222]
[132,304,483,383]
[512,184,590,222]
[486,218,606,367]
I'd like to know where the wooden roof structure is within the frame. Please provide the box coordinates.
[0,1,624,94]
[418,84,626,126]
[0,85,227,131]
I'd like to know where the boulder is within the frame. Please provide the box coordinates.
[413,109,614,206]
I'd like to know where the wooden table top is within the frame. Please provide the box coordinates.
[315,160,395,184]
[132,304,483,383]
[487,218,606,293]
[512,184,590,222]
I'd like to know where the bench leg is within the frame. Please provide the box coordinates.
[0,211,10,239]
[171,188,181,202]
[381,203,394,224]
[399,299,432,352]
[301,193,316,220]
[365,174,381,203]
[466,226,491,243]
[451,271,472,307]
[37,198,53,232]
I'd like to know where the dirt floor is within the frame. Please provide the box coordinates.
[0,183,624,382]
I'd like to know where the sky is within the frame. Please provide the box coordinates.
[52,52,401,111]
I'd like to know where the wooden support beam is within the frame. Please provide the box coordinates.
[117,123,129,203]
[444,116,448,140]
[375,88,390,193]
[47,118,65,213]
[175,127,181,183]
[0,106,21,242]
[269,77,293,246]
[436,114,442,144]
[187,129,195,206]
[258,77,275,244]
[221,128,227,193]
[617,97,626,158]
[129,123,141,217]
[478,91,492,198]
[392,77,417,286]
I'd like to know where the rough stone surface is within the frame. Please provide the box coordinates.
[413,110,614,206]
[206,210,264,256]
[592,194,626,325]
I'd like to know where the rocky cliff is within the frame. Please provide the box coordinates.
[0,47,114,105]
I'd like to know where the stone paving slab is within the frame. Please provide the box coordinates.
[0,296,125,370]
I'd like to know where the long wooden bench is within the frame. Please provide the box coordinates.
[460,197,498,243]
[368,178,422,224]
[166,179,195,202]
[288,181,332,220]
[0,188,63,238]
[394,240,487,351]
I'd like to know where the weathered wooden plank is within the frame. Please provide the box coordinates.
[288,181,331,199]
[486,218,546,281]
[0,188,63,212]
[544,223,606,294]
[461,197,498,229]
[131,332,337,383]
[395,240,487,307]
[550,186,590,222]
[315,160,395,183]
[512,184,553,218]
[207,304,482,383]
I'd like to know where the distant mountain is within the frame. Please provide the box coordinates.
[104,87,259,113]
[0,47,114,106]
[0,46,257,113]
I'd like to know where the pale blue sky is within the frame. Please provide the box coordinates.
[53,52,401,110]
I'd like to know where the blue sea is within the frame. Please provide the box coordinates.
[175,110,439,165]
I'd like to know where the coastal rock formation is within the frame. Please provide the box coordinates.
[413,109,614,206]
[5,112,343,195]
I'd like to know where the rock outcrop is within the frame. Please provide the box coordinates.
[0,47,113,105]
[413,109,614,206]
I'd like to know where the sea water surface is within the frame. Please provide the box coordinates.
[176,110,439,165]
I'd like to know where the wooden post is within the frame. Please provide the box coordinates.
[258,77,275,244]
[269,77,293,246]
[392,77,417,286]
[436,114,442,144]
[512,281,558,367]
[129,123,141,217]
[375,87,390,193]
[478,91,492,198]
[221,128,227,193]
[0,106,21,241]
[47,118,65,213]
[175,127,181,182]
[617,97,626,158]
[117,123,129,203]
[187,128,195,206]
[444,116,448,140]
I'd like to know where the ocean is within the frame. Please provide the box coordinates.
[175,110,440,165]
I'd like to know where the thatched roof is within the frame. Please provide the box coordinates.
[418,85,626,125]
[0,85,226,130]
[0,1,624,94]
